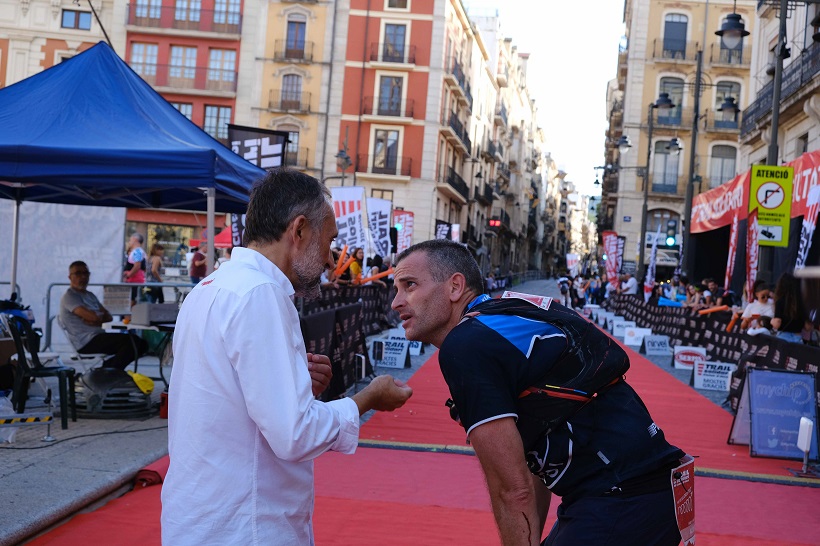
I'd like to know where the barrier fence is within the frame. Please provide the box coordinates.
[606,295,820,413]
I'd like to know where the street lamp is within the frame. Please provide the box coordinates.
[335,148,352,186]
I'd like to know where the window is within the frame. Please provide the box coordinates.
[208,49,236,87]
[175,0,201,25]
[797,133,809,156]
[286,16,307,59]
[135,0,161,19]
[387,0,408,8]
[170,46,197,80]
[61,10,92,30]
[373,129,400,174]
[663,14,688,59]
[171,103,193,120]
[371,189,394,202]
[645,210,679,242]
[204,106,231,139]
[719,16,745,63]
[383,24,407,62]
[715,81,740,127]
[281,75,303,110]
[131,43,158,78]
[284,129,300,166]
[214,0,240,26]
[378,76,403,116]
[658,77,684,125]
[709,146,737,188]
[652,141,680,193]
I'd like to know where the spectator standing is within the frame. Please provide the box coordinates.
[771,272,806,343]
[189,241,207,284]
[124,233,146,306]
[145,243,165,303]
[557,275,571,307]
[620,271,638,295]
[214,246,232,270]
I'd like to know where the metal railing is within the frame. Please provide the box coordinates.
[273,40,314,63]
[498,163,510,180]
[445,166,469,200]
[495,102,508,125]
[356,154,412,176]
[484,139,497,160]
[370,42,416,64]
[651,39,699,62]
[446,56,467,91]
[705,110,742,132]
[475,182,494,206]
[741,45,820,137]
[126,3,242,33]
[709,42,751,66]
[362,96,414,117]
[269,90,311,112]
[284,147,310,169]
[132,64,237,92]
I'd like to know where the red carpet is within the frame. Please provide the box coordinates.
[30,334,820,545]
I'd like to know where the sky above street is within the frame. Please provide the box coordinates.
[466,1,626,197]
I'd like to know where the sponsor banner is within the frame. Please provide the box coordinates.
[617,236,626,274]
[393,210,414,254]
[795,185,820,269]
[435,219,452,240]
[750,165,793,247]
[228,124,288,170]
[230,213,246,247]
[624,327,653,347]
[566,253,579,276]
[501,291,553,310]
[602,231,619,289]
[746,209,759,303]
[674,346,706,370]
[724,212,739,290]
[366,198,392,258]
[607,315,623,333]
[645,225,662,303]
[671,455,696,546]
[373,338,410,369]
[598,311,613,327]
[408,340,422,356]
[583,304,600,318]
[642,335,672,355]
[612,320,636,338]
[693,361,737,391]
[331,186,368,250]
[450,223,461,243]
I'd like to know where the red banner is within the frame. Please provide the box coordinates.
[724,212,739,290]
[602,231,619,289]
[691,149,820,233]
[746,209,759,302]
[796,185,820,269]
[392,210,414,254]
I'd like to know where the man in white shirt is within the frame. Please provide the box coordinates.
[161,170,413,545]
[620,272,638,295]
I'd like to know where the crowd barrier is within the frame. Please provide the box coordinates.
[606,295,820,413]
[298,285,398,400]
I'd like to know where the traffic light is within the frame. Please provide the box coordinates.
[665,220,678,247]
[488,218,501,228]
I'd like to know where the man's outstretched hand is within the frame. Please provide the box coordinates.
[307,353,333,397]
[352,375,413,415]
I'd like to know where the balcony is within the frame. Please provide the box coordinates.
[370,42,416,65]
[492,208,511,229]
[497,163,510,181]
[446,166,470,200]
[133,64,237,92]
[654,108,694,128]
[497,63,508,87]
[494,141,504,163]
[126,3,241,34]
[273,40,314,63]
[741,45,820,137]
[650,175,687,196]
[284,147,310,169]
[651,39,699,62]
[483,139,497,162]
[356,154,412,177]
[441,112,471,154]
[361,96,414,119]
[269,90,311,112]
[475,182,494,206]
[494,102,508,126]
[445,57,470,104]
[705,110,741,133]
[709,42,751,67]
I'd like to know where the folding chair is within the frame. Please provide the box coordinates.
[56,314,108,374]
[2,314,77,430]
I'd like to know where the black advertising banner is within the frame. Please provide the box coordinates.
[435,220,452,240]
[230,213,246,247]
[616,235,626,274]
[228,124,289,170]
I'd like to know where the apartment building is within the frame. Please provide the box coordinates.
[0,0,124,85]
[607,0,755,277]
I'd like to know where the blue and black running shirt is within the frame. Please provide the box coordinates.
[438,294,568,436]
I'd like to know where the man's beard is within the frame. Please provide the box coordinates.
[293,242,324,300]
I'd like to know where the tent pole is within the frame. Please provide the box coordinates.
[10,199,20,301]
[206,188,216,276]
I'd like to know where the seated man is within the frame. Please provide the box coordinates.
[60,261,148,370]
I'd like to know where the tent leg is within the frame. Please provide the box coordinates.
[10,199,20,301]
[206,188,215,276]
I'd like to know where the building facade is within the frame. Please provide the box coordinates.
[609,0,755,277]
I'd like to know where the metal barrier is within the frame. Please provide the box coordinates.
[0,281,22,301]
[43,281,194,350]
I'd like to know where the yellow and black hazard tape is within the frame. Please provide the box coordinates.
[0,413,53,426]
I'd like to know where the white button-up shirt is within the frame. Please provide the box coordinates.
[161,247,360,546]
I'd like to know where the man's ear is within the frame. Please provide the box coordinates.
[289,215,310,246]
[448,272,468,302]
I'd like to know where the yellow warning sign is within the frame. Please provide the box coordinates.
[749,165,793,247]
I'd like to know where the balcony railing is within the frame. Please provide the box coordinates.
[356,154,412,176]
[446,56,467,91]
[651,175,687,195]
[475,182,494,206]
[126,3,241,34]
[651,39,699,62]
[268,90,311,112]
[132,64,237,92]
[705,110,742,132]
[370,42,416,64]
[484,139,497,160]
[442,112,471,152]
[495,102,508,126]
[498,163,510,180]
[709,42,751,67]
[495,140,505,159]
[444,166,470,200]
[741,45,820,137]
[448,112,464,138]
[273,40,314,63]
[362,96,414,118]
[492,208,511,229]
[284,147,310,169]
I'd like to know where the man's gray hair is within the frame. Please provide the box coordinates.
[132,233,144,244]
[395,239,484,295]
[242,168,332,245]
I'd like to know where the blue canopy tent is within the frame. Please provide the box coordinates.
[0,42,265,298]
